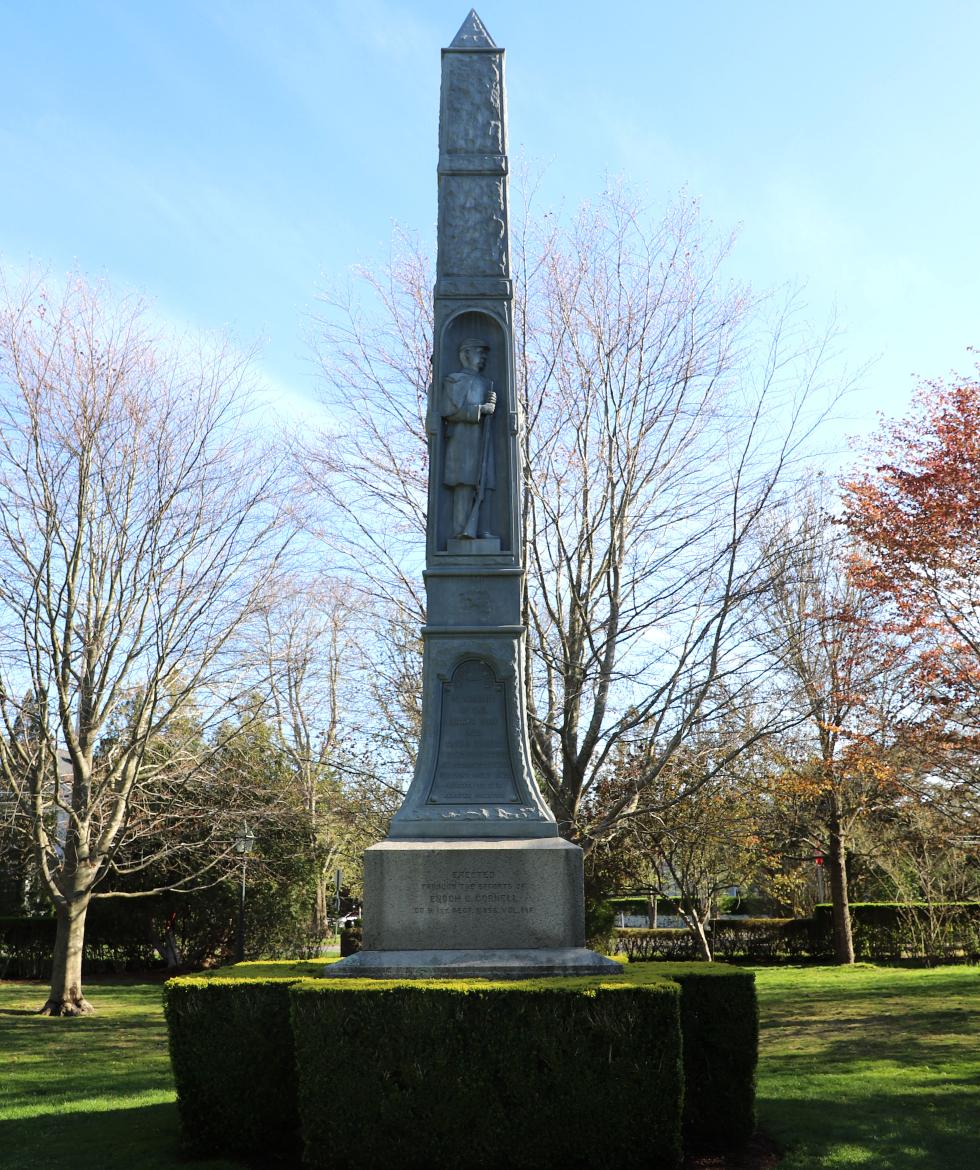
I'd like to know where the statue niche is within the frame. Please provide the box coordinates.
[435,312,510,554]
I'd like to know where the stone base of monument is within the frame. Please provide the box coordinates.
[321,946,619,979]
[323,838,622,979]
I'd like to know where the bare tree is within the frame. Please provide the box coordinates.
[304,188,844,851]
[259,578,363,936]
[0,270,293,1013]
[871,789,980,960]
[514,191,841,844]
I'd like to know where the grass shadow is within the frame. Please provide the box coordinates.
[755,965,980,1169]
[756,1089,979,1170]
[0,1101,250,1170]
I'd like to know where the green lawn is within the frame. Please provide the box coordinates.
[755,963,979,1170]
[1,963,977,1170]
[0,977,241,1170]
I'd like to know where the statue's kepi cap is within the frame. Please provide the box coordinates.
[459,337,489,350]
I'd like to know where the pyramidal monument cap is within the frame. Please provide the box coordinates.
[450,9,497,49]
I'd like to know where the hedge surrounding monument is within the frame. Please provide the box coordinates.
[163,977,301,1163]
[651,963,758,1148]
[293,979,682,1169]
[163,962,757,1167]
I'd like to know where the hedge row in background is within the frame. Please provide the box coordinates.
[1,878,331,978]
[616,919,811,963]
[0,911,161,978]
[609,895,771,918]
[812,902,980,962]
[164,961,757,1168]
[616,903,980,963]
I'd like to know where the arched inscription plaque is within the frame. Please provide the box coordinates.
[428,659,520,804]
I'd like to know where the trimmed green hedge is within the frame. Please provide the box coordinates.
[617,904,980,963]
[0,911,162,977]
[291,977,683,1170]
[0,916,56,978]
[164,961,757,1166]
[163,976,301,1163]
[811,902,980,962]
[616,919,814,963]
[616,927,701,961]
[645,963,757,1149]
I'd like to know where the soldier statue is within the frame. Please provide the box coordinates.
[442,338,496,539]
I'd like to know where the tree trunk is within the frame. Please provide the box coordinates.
[827,815,855,965]
[313,873,329,940]
[39,897,94,1015]
[680,905,714,962]
[693,920,713,962]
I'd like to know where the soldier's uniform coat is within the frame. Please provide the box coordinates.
[441,371,496,488]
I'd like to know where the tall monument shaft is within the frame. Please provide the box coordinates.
[389,10,555,839]
[326,12,619,978]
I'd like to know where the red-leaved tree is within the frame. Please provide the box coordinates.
[841,363,980,808]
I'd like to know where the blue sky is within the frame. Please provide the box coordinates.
[3,1,978,444]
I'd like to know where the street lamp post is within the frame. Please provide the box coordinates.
[234,822,256,963]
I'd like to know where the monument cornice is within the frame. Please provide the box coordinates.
[422,624,526,637]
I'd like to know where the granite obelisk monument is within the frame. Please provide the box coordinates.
[327,10,619,978]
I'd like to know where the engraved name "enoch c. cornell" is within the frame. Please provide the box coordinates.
[413,868,534,917]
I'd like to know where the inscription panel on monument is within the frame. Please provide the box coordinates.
[429,658,519,804]
[414,868,533,920]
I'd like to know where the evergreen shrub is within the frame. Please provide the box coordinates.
[616,927,700,961]
[289,977,683,1170]
[0,910,162,977]
[641,962,758,1149]
[617,904,980,964]
[163,976,301,1163]
[584,896,617,952]
[163,963,758,1167]
[616,918,813,962]
[339,922,362,956]
[0,916,56,977]
[709,918,813,960]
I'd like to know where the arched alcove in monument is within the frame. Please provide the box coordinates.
[433,308,512,553]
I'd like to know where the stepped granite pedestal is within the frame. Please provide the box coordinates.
[324,9,619,981]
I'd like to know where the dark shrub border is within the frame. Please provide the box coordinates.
[291,977,683,1170]
[164,962,757,1167]
[812,902,980,962]
[643,962,758,1149]
[617,903,980,964]
[163,977,301,1164]
[0,911,163,978]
